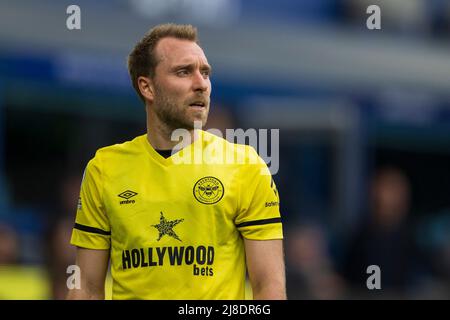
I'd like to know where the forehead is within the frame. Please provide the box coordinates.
[155,37,208,67]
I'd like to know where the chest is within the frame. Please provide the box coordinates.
[102,163,240,246]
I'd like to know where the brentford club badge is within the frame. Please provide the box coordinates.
[193,176,224,205]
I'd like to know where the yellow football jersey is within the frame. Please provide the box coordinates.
[70,130,283,299]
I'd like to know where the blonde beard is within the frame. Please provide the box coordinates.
[152,85,209,131]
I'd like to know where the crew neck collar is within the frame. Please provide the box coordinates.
[141,130,204,167]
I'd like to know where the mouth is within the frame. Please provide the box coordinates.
[188,101,206,108]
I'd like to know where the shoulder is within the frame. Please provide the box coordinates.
[87,134,146,170]
[94,134,146,159]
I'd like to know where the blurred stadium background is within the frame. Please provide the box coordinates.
[1,0,450,299]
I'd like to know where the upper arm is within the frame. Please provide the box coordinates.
[235,149,283,240]
[66,247,110,300]
[235,149,285,298]
[244,238,286,300]
[67,155,111,299]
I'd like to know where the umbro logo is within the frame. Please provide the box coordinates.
[118,190,138,205]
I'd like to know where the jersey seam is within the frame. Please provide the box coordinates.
[235,158,245,223]
[96,151,110,230]
[235,145,257,225]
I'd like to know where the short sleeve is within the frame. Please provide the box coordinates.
[70,154,111,249]
[235,147,283,240]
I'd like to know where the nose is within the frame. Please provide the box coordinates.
[192,70,209,93]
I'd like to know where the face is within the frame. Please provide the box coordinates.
[372,170,410,226]
[149,37,212,130]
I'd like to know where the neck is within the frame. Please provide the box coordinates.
[146,108,197,150]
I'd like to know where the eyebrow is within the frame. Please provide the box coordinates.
[171,63,212,73]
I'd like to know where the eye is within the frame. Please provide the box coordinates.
[176,69,189,76]
[201,70,211,78]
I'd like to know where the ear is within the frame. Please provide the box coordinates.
[137,76,154,102]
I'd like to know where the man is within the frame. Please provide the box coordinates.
[343,166,421,298]
[67,23,285,300]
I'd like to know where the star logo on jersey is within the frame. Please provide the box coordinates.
[193,176,224,204]
[152,212,184,242]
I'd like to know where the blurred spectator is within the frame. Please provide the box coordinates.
[59,173,83,217]
[0,223,19,265]
[285,223,346,299]
[43,174,80,300]
[342,166,426,298]
[44,217,77,300]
